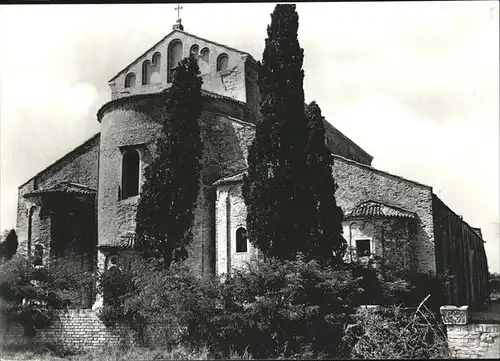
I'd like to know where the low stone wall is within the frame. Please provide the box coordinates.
[0,309,135,351]
[441,305,500,358]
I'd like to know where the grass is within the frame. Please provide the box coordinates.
[0,343,252,361]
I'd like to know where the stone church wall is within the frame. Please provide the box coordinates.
[16,134,100,258]
[110,30,250,105]
[331,155,436,274]
[215,183,258,277]
[98,93,252,278]
[342,218,415,269]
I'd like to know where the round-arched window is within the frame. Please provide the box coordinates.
[125,73,136,88]
[217,53,229,71]
[142,60,152,85]
[200,47,210,65]
[190,44,199,60]
[168,40,183,82]
[236,227,248,253]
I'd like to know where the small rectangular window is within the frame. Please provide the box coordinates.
[356,239,371,257]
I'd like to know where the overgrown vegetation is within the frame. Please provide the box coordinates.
[0,228,18,262]
[92,253,449,359]
[344,298,451,359]
[489,272,500,299]
[0,254,96,336]
[135,54,203,269]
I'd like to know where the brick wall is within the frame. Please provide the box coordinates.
[441,305,500,358]
[0,310,134,351]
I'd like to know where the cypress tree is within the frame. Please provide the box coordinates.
[304,101,346,264]
[243,4,313,259]
[135,55,203,269]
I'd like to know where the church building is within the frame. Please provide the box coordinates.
[15,19,489,310]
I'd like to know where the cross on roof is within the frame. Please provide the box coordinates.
[175,4,183,19]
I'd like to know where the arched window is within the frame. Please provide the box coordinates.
[200,47,210,65]
[142,60,152,85]
[125,73,136,88]
[34,244,43,266]
[168,40,183,82]
[151,52,162,83]
[217,53,229,71]
[190,44,199,60]
[121,148,140,199]
[236,227,248,253]
[152,52,161,69]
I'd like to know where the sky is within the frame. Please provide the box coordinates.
[0,2,498,272]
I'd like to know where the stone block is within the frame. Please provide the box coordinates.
[440,305,468,325]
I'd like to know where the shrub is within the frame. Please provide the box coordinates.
[0,254,94,336]
[96,261,134,327]
[208,255,362,359]
[345,297,451,359]
[378,265,450,313]
[121,258,219,350]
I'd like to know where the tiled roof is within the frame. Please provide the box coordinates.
[24,182,96,198]
[344,201,416,220]
[213,168,248,186]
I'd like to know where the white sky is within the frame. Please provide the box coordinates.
[0,2,498,272]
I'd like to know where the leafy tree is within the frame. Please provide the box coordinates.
[0,254,96,336]
[243,4,314,260]
[0,229,18,262]
[304,101,346,263]
[135,55,203,269]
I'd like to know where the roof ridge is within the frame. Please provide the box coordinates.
[332,154,433,190]
[19,133,101,189]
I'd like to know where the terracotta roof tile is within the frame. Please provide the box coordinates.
[344,201,416,220]
[24,182,96,198]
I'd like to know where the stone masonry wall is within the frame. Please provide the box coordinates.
[16,134,100,258]
[342,217,415,269]
[332,155,436,273]
[447,324,500,358]
[215,183,258,277]
[0,310,134,351]
[98,94,251,278]
[441,305,500,358]
[110,30,249,104]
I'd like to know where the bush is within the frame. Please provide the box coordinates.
[97,254,450,359]
[96,261,134,327]
[345,297,451,359]
[120,258,219,349]
[0,254,95,336]
[208,255,362,359]
[345,256,450,312]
